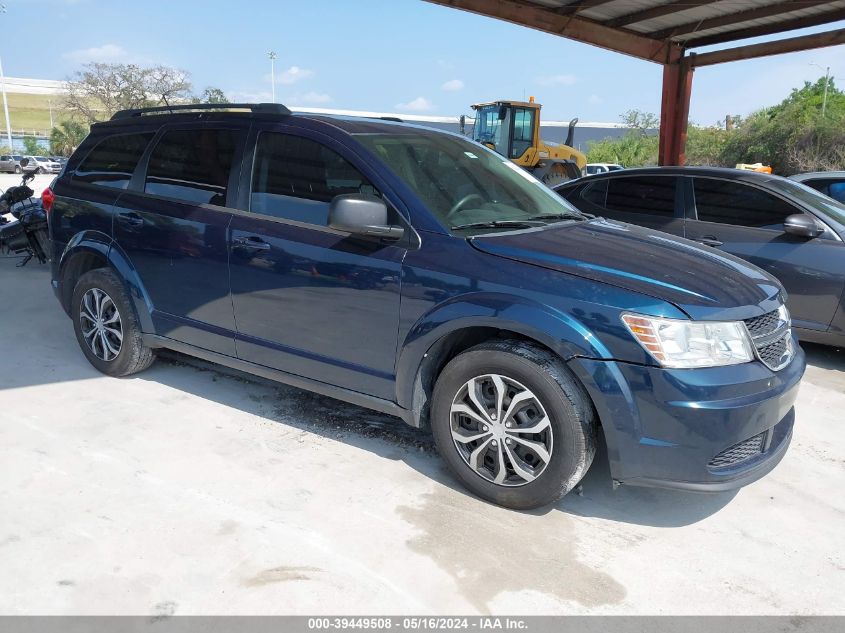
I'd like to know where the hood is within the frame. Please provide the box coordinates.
[470,218,784,320]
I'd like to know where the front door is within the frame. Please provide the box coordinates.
[684,176,843,332]
[113,124,245,355]
[228,129,404,400]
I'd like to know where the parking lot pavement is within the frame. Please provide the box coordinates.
[0,172,55,195]
[0,257,843,616]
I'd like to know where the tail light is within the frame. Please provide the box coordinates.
[41,187,55,214]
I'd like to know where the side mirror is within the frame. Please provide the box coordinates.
[19,158,29,167]
[328,194,404,241]
[784,213,823,239]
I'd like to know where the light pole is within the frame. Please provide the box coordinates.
[810,62,831,117]
[0,5,11,150]
[267,51,277,103]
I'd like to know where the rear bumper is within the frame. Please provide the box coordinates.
[568,342,805,492]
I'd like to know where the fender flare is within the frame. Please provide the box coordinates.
[394,291,612,413]
[57,233,155,333]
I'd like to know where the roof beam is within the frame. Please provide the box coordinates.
[649,0,831,40]
[689,26,845,66]
[424,0,676,63]
[550,0,618,16]
[605,0,718,29]
[686,7,845,47]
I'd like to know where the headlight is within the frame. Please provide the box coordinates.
[622,313,754,368]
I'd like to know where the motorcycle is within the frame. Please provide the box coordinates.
[0,158,50,267]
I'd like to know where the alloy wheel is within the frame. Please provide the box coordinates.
[450,374,553,486]
[79,288,123,362]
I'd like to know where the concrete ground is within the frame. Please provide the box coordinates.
[0,257,843,616]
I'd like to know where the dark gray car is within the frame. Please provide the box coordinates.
[555,167,845,347]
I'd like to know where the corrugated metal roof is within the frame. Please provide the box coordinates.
[515,0,845,45]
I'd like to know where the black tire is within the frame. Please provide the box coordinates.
[431,340,596,510]
[71,268,155,377]
[14,165,21,174]
[37,167,44,175]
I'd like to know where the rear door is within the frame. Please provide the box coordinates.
[684,176,843,332]
[568,174,685,236]
[113,123,246,355]
[228,126,405,399]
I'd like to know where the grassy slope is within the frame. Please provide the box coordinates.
[1,93,68,135]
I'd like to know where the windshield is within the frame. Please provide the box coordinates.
[776,178,845,227]
[354,131,584,234]
[35,156,48,162]
[471,105,508,157]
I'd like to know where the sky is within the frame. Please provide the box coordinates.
[3,0,844,125]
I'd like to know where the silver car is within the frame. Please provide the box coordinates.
[23,155,63,175]
[0,154,26,173]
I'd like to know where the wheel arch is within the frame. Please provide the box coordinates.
[395,293,610,430]
[58,233,154,333]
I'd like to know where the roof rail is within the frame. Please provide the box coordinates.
[110,102,291,120]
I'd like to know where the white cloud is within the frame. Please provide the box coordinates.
[536,74,577,87]
[396,96,434,112]
[588,94,604,105]
[292,91,332,105]
[441,79,464,92]
[274,66,314,85]
[62,43,128,64]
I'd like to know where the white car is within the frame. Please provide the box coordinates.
[585,163,624,175]
[23,155,63,175]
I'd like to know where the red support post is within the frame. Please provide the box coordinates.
[658,56,694,166]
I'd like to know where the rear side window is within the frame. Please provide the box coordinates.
[145,129,239,206]
[75,133,154,189]
[250,132,377,225]
[804,178,845,204]
[693,178,796,229]
[605,176,676,217]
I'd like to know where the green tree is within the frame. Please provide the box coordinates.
[22,136,41,155]
[721,77,845,174]
[50,120,89,156]
[201,87,229,104]
[586,109,659,167]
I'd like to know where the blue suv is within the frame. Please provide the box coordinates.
[46,103,805,509]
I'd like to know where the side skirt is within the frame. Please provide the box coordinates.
[142,334,416,427]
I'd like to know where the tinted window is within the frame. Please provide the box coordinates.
[75,133,153,189]
[145,129,238,205]
[510,108,534,159]
[605,176,676,217]
[693,178,795,229]
[805,178,845,204]
[251,132,376,225]
[580,180,607,208]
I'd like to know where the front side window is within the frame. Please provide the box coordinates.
[471,105,508,156]
[510,108,535,159]
[145,128,238,206]
[580,180,608,208]
[693,178,796,229]
[75,132,154,189]
[605,176,676,217]
[251,132,377,225]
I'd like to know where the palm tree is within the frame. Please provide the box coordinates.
[49,121,88,157]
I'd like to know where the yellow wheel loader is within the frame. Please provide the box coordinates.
[469,97,586,186]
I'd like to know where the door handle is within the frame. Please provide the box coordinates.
[694,235,723,247]
[116,212,144,228]
[232,236,271,251]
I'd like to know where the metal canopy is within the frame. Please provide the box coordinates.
[424,0,845,165]
[424,0,845,65]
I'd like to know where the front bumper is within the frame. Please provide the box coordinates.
[568,342,805,491]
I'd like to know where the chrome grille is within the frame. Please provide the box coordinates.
[708,432,766,469]
[743,308,794,371]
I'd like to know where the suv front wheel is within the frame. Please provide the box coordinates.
[71,268,156,376]
[431,340,596,510]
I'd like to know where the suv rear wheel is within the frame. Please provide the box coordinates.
[71,268,155,376]
[431,340,596,510]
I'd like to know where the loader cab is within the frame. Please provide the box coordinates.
[471,101,539,164]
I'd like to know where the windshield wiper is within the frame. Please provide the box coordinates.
[526,213,591,222]
[451,220,546,231]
